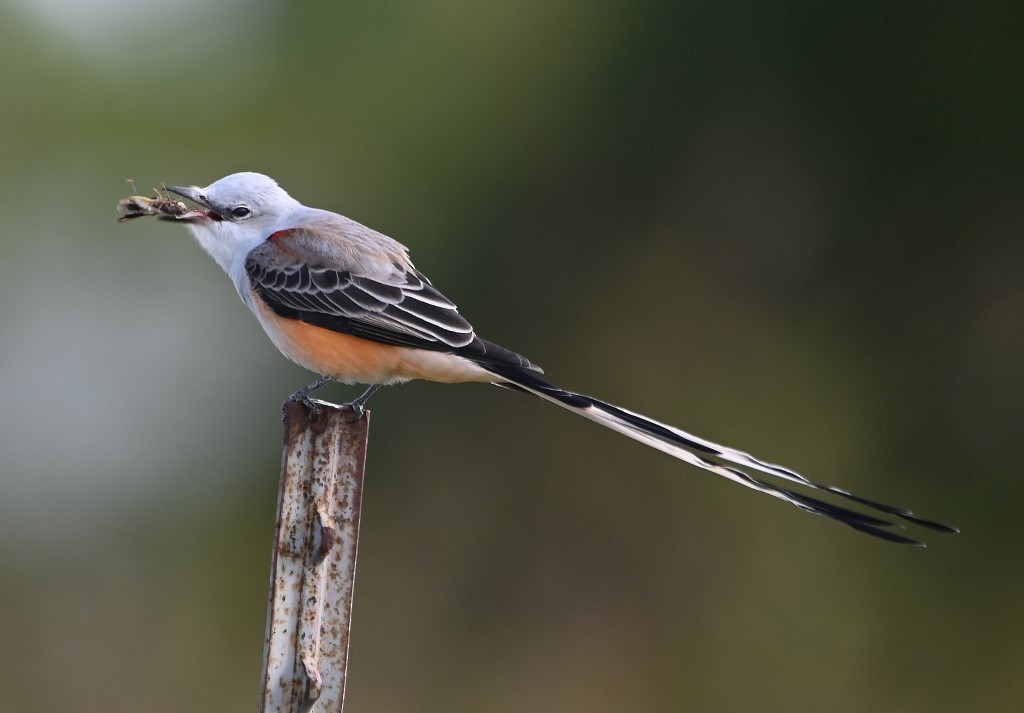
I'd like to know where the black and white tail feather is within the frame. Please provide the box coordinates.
[483,361,957,546]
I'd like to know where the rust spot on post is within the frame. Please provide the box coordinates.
[260,399,369,713]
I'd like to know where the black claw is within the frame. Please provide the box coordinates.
[340,383,381,420]
[304,397,321,420]
[343,400,365,420]
[283,375,334,419]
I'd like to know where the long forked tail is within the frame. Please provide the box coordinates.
[485,365,957,545]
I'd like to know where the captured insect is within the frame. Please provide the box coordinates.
[116,179,189,222]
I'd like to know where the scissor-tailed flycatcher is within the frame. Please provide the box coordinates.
[160,172,955,545]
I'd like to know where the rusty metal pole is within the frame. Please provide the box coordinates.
[259,400,369,713]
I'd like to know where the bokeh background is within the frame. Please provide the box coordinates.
[1,1,1020,711]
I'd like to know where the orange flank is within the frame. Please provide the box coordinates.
[251,291,493,386]
[276,319,407,383]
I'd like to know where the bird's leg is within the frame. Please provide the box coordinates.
[284,375,335,419]
[343,384,382,419]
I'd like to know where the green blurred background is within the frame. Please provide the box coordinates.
[0,1,1019,711]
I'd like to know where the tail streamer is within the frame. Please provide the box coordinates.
[486,365,957,546]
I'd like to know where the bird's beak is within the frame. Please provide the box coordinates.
[164,185,220,222]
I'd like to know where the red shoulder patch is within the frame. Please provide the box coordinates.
[268,228,300,242]
[267,228,303,255]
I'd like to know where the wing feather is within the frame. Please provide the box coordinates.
[246,232,478,351]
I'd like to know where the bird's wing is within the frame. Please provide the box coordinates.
[244,225,540,370]
[245,227,477,350]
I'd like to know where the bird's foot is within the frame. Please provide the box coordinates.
[283,375,334,420]
[340,384,382,420]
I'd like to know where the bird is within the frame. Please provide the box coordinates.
[158,171,956,546]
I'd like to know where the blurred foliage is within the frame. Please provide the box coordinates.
[0,1,1021,711]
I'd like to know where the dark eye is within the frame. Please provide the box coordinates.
[230,206,252,219]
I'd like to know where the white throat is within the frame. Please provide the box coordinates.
[185,220,266,275]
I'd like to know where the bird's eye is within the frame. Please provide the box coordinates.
[230,206,252,219]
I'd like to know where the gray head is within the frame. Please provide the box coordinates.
[167,172,299,225]
[167,172,302,273]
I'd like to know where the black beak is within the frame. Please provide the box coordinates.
[163,185,222,222]
[165,185,210,207]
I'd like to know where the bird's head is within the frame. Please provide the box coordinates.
[166,172,300,272]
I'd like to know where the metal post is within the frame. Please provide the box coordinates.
[259,400,369,713]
